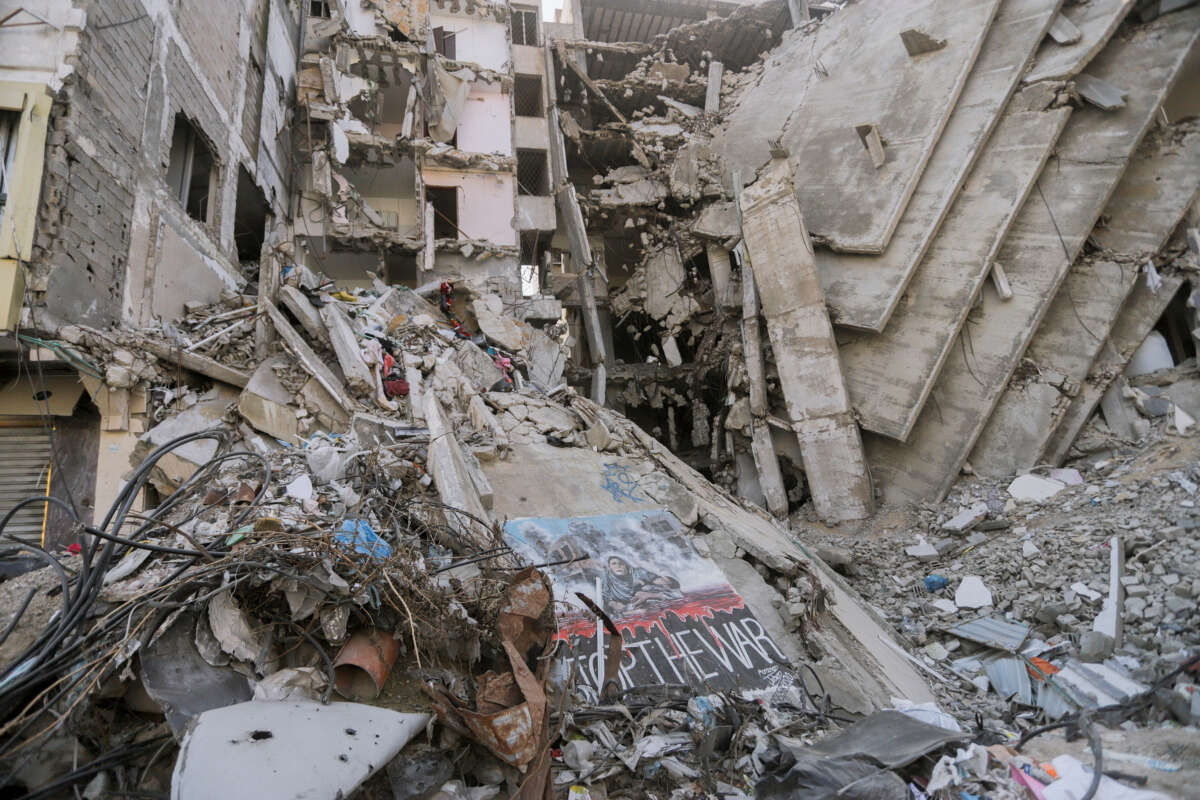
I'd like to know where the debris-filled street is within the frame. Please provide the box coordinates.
[0,0,1197,797]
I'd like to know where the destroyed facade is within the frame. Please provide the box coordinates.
[0,0,1198,797]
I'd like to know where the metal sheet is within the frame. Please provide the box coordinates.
[948,615,1031,652]
[983,655,1033,705]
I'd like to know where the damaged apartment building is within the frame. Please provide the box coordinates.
[0,0,1199,797]
[0,0,569,547]
[0,0,1197,553]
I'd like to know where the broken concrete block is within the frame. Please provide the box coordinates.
[1074,73,1127,110]
[954,576,993,609]
[526,404,577,435]
[319,303,373,394]
[513,295,562,323]
[660,335,683,367]
[300,376,350,432]
[942,502,988,533]
[900,29,946,56]
[472,294,528,352]
[460,448,493,511]
[278,285,329,347]
[1007,474,1066,503]
[1078,631,1114,663]
[525,328,566,389]
[135,386,239,494]
[1047,12,1082,44]
[640,471,700,527]
[649,61,689,82]
[585,420,613,451]
[453,341,504,393]
[906,537,940,561]
[468,395,509,447]
[238,357,301,445]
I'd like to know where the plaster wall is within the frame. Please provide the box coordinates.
[458,85,513,155]
[0,1,85,89]
[422,167,517,245]
[431,14,509,72]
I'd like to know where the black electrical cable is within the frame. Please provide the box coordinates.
[0,428,266,766]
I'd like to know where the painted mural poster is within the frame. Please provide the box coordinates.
[502,510,798,704]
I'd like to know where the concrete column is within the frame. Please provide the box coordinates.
[739,156,874,523]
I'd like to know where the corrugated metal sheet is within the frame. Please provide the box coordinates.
[948,615,1031,652]
[984,655,1033,705]
[0,426,52,544]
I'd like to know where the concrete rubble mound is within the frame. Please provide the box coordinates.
[0,0,1198,797]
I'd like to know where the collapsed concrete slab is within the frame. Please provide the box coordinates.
[1043,273,1189,465]
[972,121,1200,476]
[238,357,302,445]
[865,11,1200,504]
[840,105,1071,440]
[721,0,1001,253]
[135,386,239,494]
[740,157,874,523]
[1023,0,1134,84]
[816,0,1064,331]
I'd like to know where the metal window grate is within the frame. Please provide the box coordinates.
[516,150,549,196]
[511,9,539,46]
[514,75,544,118]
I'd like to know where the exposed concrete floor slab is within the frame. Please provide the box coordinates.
[865,11,1200,505]
[484,443,661,521]
[819,0,1064,331]
[1043,274,1189,465]
[971,122,1200,476]
[1023,0,1134,84]
[840,106,1071,440]
[721,0,1000,254]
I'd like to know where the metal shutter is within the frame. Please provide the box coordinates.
[0,426,52,545]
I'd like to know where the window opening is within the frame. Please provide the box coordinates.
[514,75,544,117]
[433,27,457,59]
[511,8,539,46]
[517,149,549,196]
[167,114,216,223]
[0,110,20,215]
[426,186,458,239]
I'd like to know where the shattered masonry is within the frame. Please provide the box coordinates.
[0,0,1198,797]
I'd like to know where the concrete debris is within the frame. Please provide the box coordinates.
[5,0,1200,796]
[1008,473,1068,503]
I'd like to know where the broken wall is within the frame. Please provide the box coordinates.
[23,0,295,328]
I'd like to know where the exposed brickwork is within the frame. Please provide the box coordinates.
[30,0,155,327]
[173,0,243,114]
[27,0,272,327]
[165,40,227,234]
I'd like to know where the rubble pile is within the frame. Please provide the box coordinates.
[4,0,1200,797]
[810,383,1200,748]
[4,260,1196,796]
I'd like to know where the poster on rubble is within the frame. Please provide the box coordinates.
[502,510,798,704]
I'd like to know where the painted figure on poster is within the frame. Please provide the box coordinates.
[601,555,680,616]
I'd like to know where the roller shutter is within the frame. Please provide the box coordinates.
[0,425,52,545]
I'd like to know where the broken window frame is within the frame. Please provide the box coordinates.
[0,109,18,215]
[433,27,457,60]
[166,114,217,225]
[510,7,539,47]
[513,75,544,118]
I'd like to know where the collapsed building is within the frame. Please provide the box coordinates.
[0,0,1197,797]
